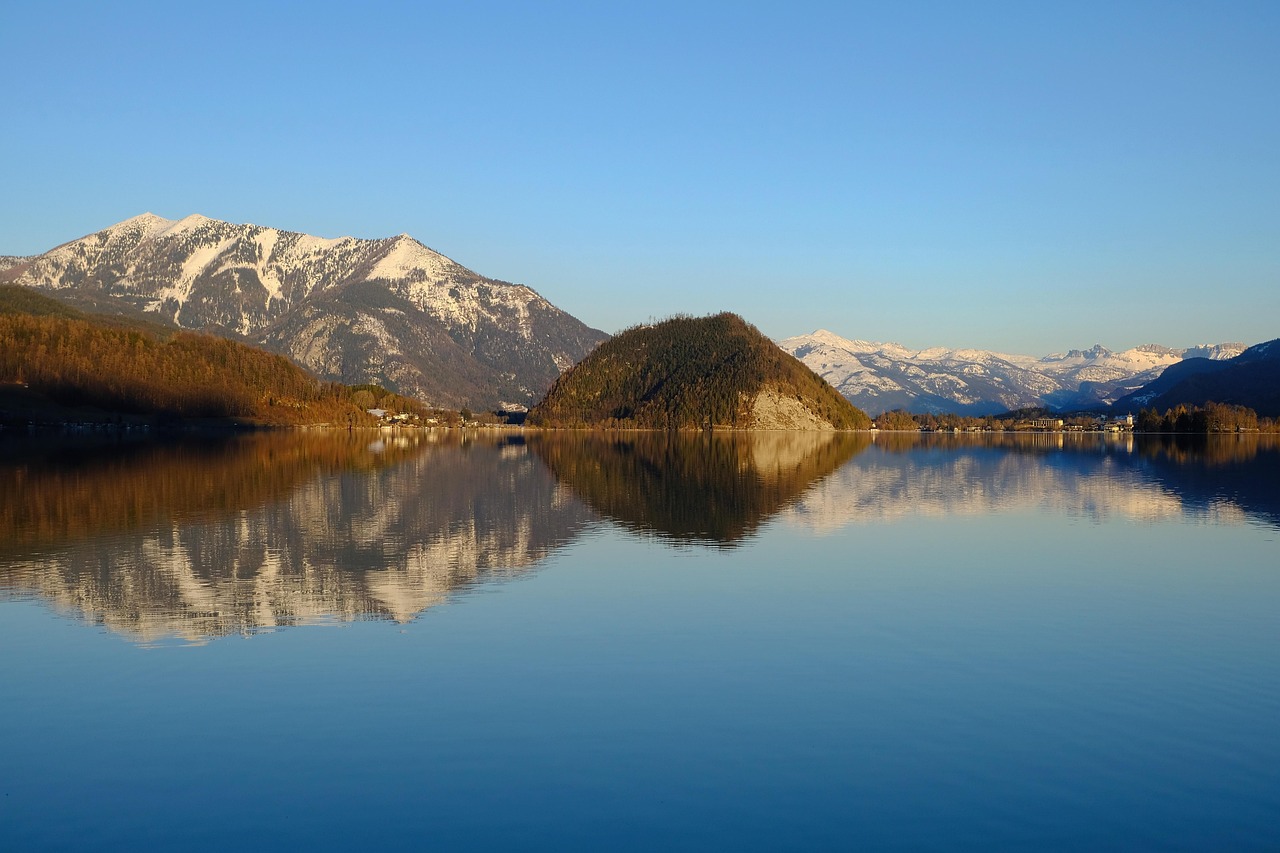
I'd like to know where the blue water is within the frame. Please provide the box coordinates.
[1,432,1277,850]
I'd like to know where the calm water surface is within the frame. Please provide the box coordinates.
[1,430,1277,851]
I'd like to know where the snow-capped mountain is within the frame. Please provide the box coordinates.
[1,213,606,409]
[780,329,1246,415]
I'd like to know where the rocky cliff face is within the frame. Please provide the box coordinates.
[1,214,606,409]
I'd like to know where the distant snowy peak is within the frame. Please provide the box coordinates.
[780,329,915,360]
[795,328,881,352]
[780,330,1249,416]
[1183,342,1247,360]
[1050,344,1112,361]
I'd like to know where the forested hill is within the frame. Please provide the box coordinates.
[0,285,421,426]
[527,312,870,430]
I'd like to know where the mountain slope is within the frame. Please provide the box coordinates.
[780,329,1245,415]
[2,213,606,409]
[1112,338,1280,417]
[0,284,419,425]
[529,313,870,429]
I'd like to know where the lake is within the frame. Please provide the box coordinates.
[2,429,1277,851]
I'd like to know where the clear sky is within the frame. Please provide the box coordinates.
[3,1,1277,354]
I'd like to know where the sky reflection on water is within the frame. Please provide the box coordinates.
[1,431,1277,850]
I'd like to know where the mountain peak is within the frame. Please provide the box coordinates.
[1062,343,1112,360]
[123,211,167,224]
[780,328,883,354]
[112,212,173,233]
[807,328,858,347]
[2,213,608,409]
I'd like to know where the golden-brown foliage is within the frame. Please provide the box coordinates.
[0,296,425,425]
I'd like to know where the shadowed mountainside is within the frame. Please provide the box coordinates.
[1113,338,1280,417]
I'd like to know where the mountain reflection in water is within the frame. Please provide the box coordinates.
[1,429,1277,643]
[0,430,595,643]
[784,431,1280,531]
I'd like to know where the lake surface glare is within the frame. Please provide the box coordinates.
[1,430,1277,851]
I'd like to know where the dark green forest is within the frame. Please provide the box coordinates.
[528,312,870,429]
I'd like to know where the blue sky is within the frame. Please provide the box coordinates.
[3,1,1277,353]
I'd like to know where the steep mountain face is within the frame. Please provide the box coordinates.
[1,214,606,409]
[1112,338,1280,416]
[780,329,1246,415]
[529,313,870,429]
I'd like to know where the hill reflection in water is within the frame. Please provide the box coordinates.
[0,430,595,643]
[527,430,871,545]
[2,429,1276,643]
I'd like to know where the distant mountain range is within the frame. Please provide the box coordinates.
[779,330,1246,415]
[0,214,606,410]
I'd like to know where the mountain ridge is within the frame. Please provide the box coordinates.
[1,213,607,410]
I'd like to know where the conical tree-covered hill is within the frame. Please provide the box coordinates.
[527,312,870,430]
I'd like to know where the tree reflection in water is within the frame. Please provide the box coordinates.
[529,430,870,545]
